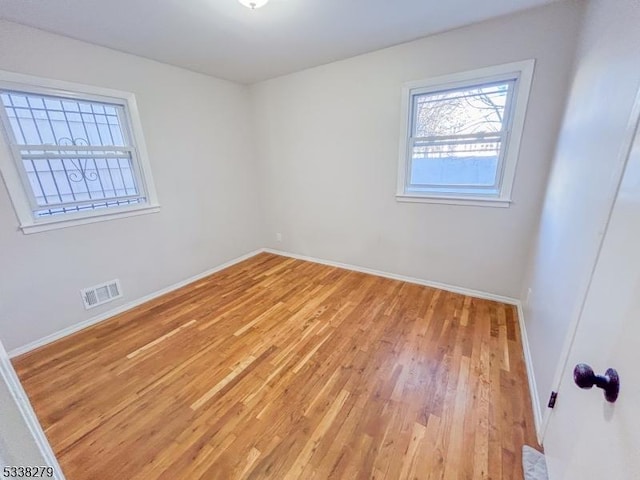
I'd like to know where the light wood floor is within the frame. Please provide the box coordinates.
[14,253,539,479]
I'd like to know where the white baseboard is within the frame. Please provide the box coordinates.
[8,249,264,358]
[265,247,543,442]
[263,248,519,305]
[9,245,542,444]
[12,246,521,359]
[0,342,66,479]
[516,301,544,444]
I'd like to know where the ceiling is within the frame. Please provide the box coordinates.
[0,0,558,84]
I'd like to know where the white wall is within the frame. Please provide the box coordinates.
[0,341,63,478]
[0,2,590,355]
[520,0,640,422]
[0,20,265,351]
[0,380,47,467]
[250,1,583,299]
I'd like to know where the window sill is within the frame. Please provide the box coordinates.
[395,194,512,208]
[20,204,161,234]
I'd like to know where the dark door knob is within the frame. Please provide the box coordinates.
[573,363,620,403]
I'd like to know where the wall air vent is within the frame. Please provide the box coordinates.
[80,279,122,310]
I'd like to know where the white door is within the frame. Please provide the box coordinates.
[542,109,640,478]
[0,341,65,479]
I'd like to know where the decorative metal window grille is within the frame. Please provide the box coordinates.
[406,79,516,197]
[0,90,147,217]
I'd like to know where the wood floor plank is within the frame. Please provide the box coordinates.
[13,252,540,479]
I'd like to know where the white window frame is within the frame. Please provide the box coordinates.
[396,60,535,207]
[0,70,160,234]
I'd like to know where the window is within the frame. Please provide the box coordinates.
[397,60,535,207]
[0,71,159,233]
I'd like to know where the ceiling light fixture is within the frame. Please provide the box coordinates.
[238,0,269,9]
